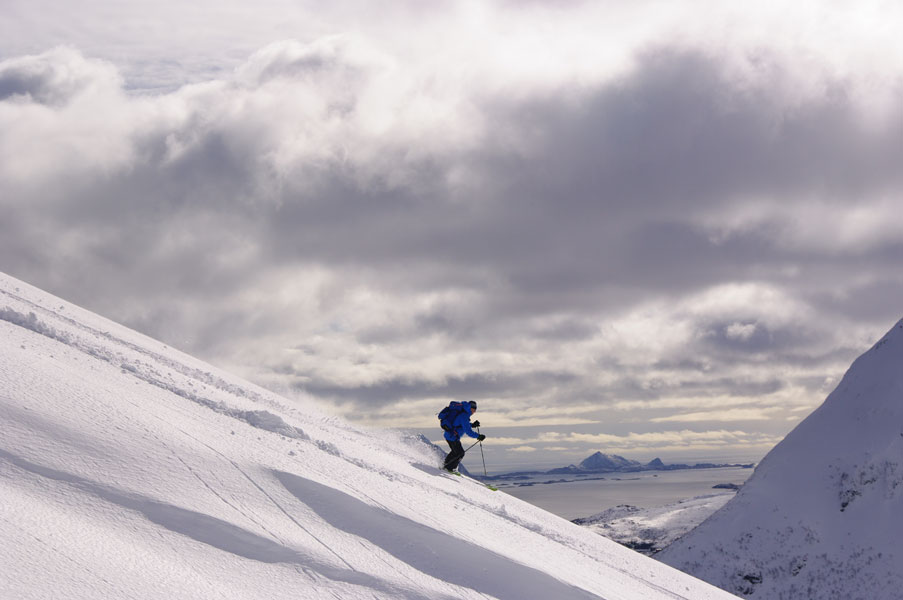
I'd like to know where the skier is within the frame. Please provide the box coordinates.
[441,400,485,472]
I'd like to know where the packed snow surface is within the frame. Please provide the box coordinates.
[0,272,738,600]
[659,317,903,599]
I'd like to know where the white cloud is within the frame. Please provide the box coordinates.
[702,195,903,254]
[650,407,782,423]
[0,48,135,184]
[725,322,757,341]
[0,46,121,106]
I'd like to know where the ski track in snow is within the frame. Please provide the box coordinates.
[0,272,739,600]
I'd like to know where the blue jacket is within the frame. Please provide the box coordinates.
[444,403,480,442]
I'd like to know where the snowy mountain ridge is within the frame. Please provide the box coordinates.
[0,271,738,600]
[658,317,903,599]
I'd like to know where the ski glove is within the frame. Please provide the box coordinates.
[471,420,480,428]
[477,434,486,441]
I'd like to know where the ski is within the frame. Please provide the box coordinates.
[439,468,498,491]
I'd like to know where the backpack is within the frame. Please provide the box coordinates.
[438,401,466,433]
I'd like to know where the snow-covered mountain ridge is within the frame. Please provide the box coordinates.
[0,271,738,600]
[658,317,903,599]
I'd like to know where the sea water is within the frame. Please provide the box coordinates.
[499,467,754,521]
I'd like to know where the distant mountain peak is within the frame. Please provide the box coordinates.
[578,452,640,471]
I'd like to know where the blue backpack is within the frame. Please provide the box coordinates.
[438,401,466,433]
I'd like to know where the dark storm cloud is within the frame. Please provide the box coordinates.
[473,48,901,241]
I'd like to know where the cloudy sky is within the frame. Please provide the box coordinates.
[2,1,901,470]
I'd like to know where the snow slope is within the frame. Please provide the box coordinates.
[658,318,903,599]
[0,271,738,600]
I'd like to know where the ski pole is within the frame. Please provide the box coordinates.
[477,426,488,477]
